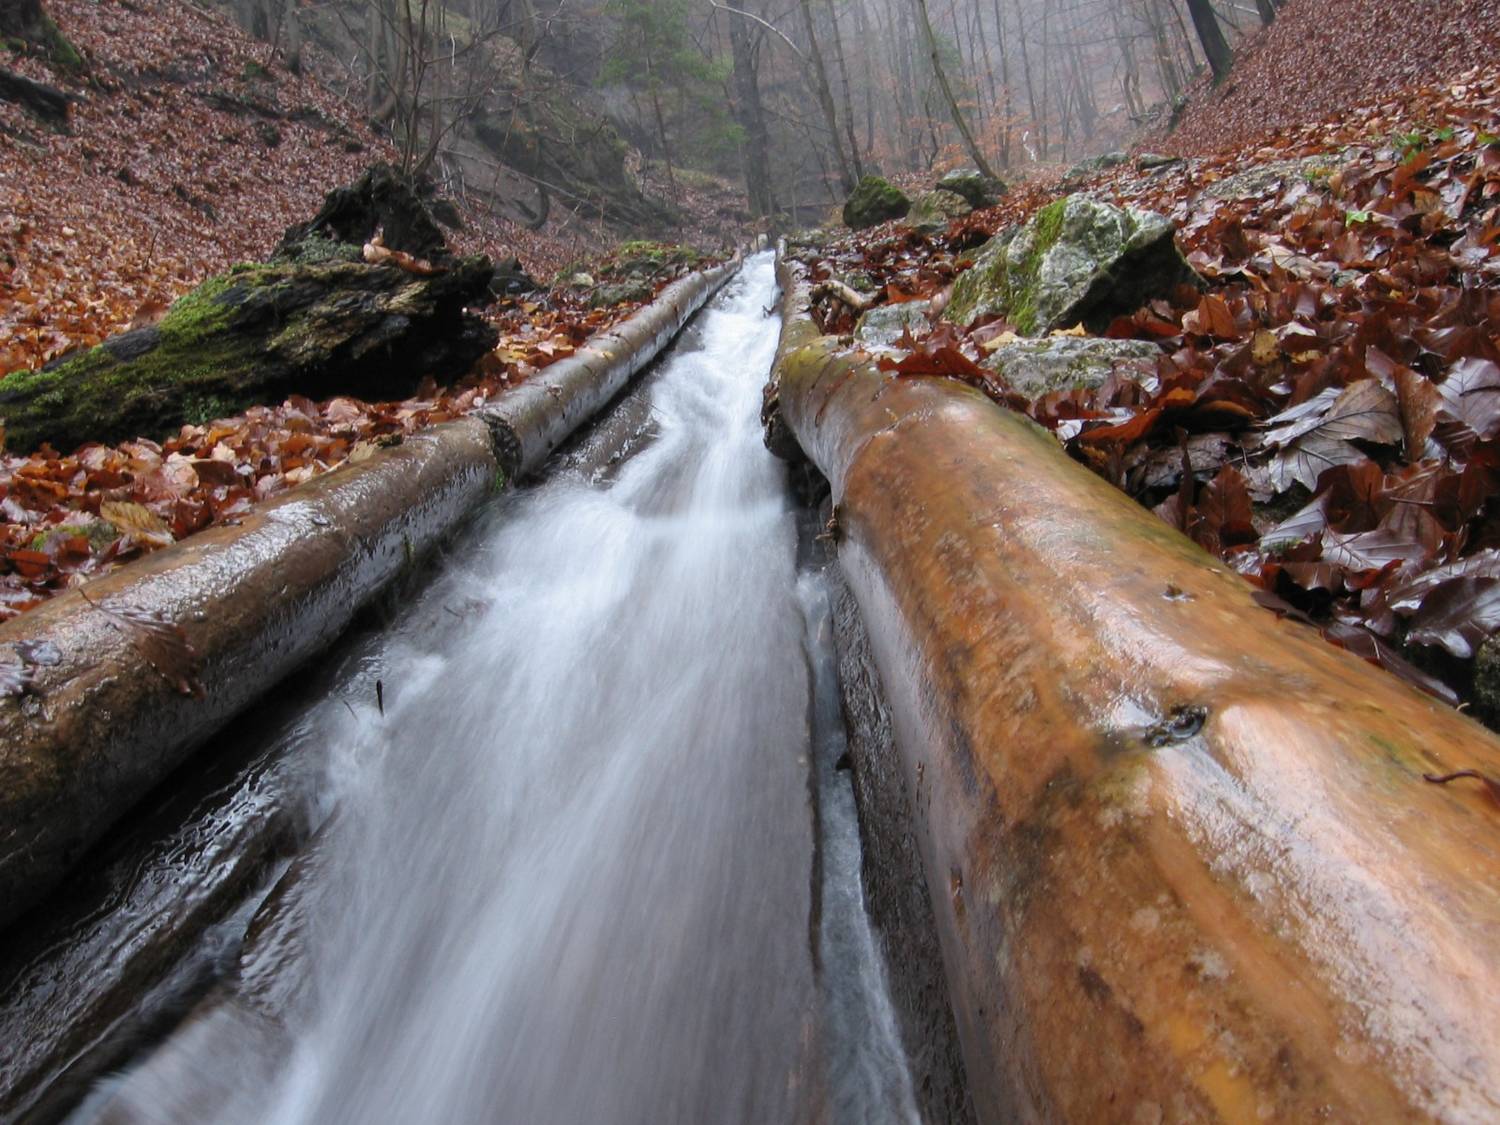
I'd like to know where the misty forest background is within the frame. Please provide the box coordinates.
[214,0,1270,227]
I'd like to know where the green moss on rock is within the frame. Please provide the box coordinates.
[842,176,910,230]
[946,194,1200,335]
[906,189,972,232]
[936,168,1006,208]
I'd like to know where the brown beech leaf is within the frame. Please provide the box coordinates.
[1393,366,1441,458]
[1194,467,1257,548]
[1322,621,1459,705]
[1404,577,1500,659]
[99,500,175,550]
[1438,357,1500,441]
[1077,407,1164,446]
[1321,528,1429,573]
[1182,293,1239,339]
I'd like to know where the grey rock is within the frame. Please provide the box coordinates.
[945,194,1200,335]
[982,336,1160,398]
[842,175,911,230]
[1063,151,1128,182]
[936,168,1006,208]
[906,189,972,232]
[854,301,931,351]
[1201,155,1337,201]
[1136,153,1185,172]
[589,279,654,308]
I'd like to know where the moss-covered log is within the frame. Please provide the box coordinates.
[0,256,496,455]
[767,253,1500,1122]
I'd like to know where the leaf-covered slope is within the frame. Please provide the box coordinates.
[784,66,1500,717]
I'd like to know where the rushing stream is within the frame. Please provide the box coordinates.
[64,253,917,1124]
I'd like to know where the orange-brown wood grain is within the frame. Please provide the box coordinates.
[770,257,1500,1123]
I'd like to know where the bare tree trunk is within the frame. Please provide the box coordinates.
[912,0,996,178]
[1013,0,1041,159]
[797,0,854,192]
[1254,0,1277,25]
[824,0,864,179]
[1184,0,1232,80]
[728,9,776,216]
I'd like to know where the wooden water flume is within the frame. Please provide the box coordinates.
[0,259,736,931]
[766,254,1500,1122]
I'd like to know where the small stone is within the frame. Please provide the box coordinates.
[854,301,931,351]
[982,337,1160,398]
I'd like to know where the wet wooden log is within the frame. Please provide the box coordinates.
[0,260,739,932]
[479,258,738,479]
[767,254,1500,1122]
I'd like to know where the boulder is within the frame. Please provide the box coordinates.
[589,279,654,309]
[1062,151,1128,183]
[842,176,910,230]
[936,167,1006,208]
[0,256,496,454]
[1136,152,1185,172]
[1201,156,1335,202]
[945,194,1200,334]
[905,189,972,232]
[854,301,931,351]
[981,336,1160,398]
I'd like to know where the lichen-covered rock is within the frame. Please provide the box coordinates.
[982,337,1160,398]
[842,176,910,230]
[1062,151,1128,183]
[945,194,1200,335]
[589,279,654,308]
[1202,156,1334,201]
[0,256,496,453]
[1136,153,1185,172]
[854,301,931,351]
[936,168,1006,208]
[906,189,972,232]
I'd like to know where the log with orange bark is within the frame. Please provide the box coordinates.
[767,255,1500,1122]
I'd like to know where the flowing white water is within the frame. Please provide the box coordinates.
[76,253,915,1125]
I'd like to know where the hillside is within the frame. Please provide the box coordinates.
[1159,0,1500,157]
[0,0,742,379]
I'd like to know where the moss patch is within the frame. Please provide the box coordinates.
[842,176,910,230]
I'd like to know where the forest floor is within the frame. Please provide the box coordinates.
[0,0,746,622]
[787,8,1500,712]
